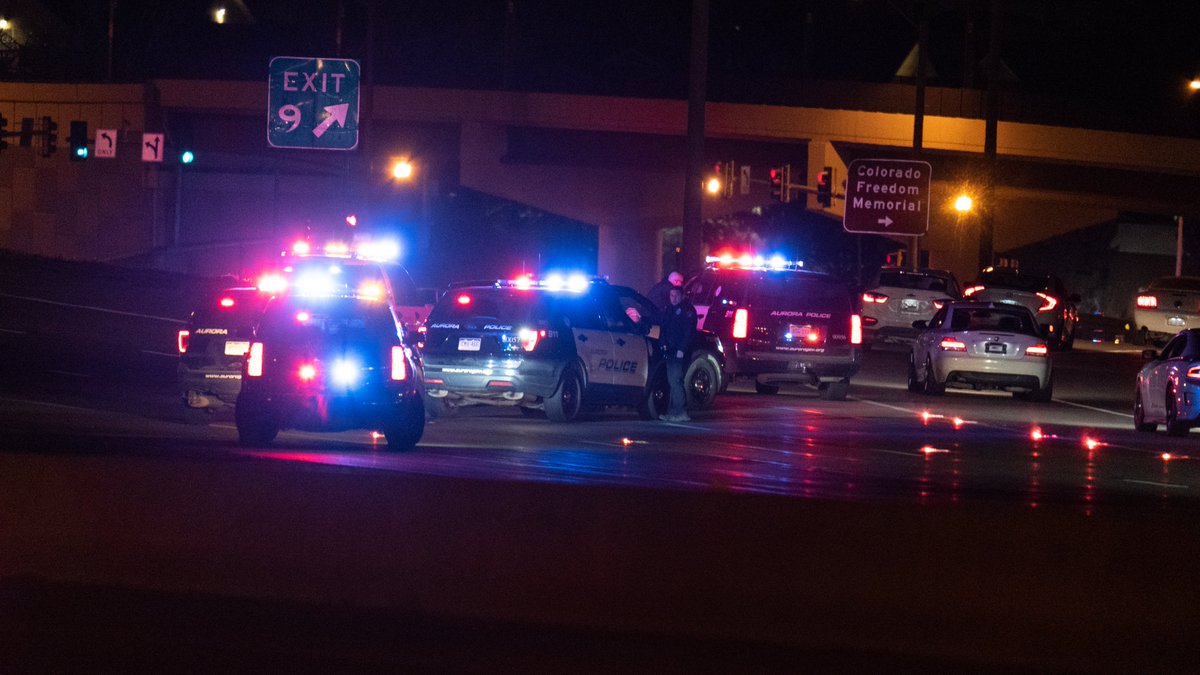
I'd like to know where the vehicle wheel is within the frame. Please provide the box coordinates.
[385,397,425,450]
[638,366,670,420]
[1134,389,1156,432]
[1031,375,1054,403]
[906,356,921,393]
[754,380,780,395]
[819,378,850,401]
[922,359,944,396]
[1165,384,1190,437]
[684,355,720,410]
[235,404,278,447]
[545,368,583,422]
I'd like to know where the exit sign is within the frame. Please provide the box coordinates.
[267,56,360,150]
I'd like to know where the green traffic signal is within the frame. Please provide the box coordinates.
[181,150,194,164]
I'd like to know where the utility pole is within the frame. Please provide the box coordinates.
[682,0,709,276]
[979,0,1001,271]
[910,0,928,269]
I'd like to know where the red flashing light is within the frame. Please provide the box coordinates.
[177,330,190,354]
[391,346,407,381]
[732,308,749,339]
[292,240,311,256]
[247,342,264,377]
[963,285,984,297]
[297,363,317,381]
[456,293,472,306]
[295,311,311,323]
[1030,427,1044,442]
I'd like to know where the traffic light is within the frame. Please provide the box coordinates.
[68,121,88,160]
[180,149,195,164]
[816,166,833,207]
[0,114,8,151]
[19,118,33,147]
[770,165,791,203]
[42,116,57,157]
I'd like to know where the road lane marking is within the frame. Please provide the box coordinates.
[1121,479,1189,490]
[143,350,179,358]
[0,291,185,323]
[0,328,26,334]
[1053,399,1132,418]
[46,370,90,378]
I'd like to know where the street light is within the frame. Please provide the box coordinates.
[1189,78,1200,91]
[391,158,414,181]
[954,194,973,213]
[705,176,721,195]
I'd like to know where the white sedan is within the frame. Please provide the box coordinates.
[908,302,1053,401]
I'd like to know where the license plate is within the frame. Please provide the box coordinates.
[901,299,920,313]
[985,342,1006,354]
[1168,316,1186,326]
[224,341,250,356]
[458,337,481,351]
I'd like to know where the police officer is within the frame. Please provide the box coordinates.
[647,271,683,315]
[659,285,697,422]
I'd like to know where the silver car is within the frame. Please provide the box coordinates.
[1132,276,1200,345]
[861,267,960,347]
[908,302,1053,401]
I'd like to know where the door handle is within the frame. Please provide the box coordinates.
[616,338,626,346]
[578,334,588,342]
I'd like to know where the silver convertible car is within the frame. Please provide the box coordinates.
[908,302,1053,401]
[1134,328,1200,436]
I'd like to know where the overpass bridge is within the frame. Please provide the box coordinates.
[2,79,1200,288]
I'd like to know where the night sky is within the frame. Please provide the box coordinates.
[13,1,1200,131]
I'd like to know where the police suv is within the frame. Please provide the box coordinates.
[683,255,862,400]
[177,286,271,420]
[419,275,726,421]
[234,288,426,450]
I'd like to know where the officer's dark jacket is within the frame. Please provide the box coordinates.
[660,300,697,356]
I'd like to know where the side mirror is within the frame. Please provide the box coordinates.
[911,320,928,330]
[1142,349,1159,361]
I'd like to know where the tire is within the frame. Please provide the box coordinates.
[385,397,425,450]
[754,380,780,395]
[235,403,278,447]
[684,355,720,410]
[1134,389,1156,432]
[906,356,921,393]
[545,367,583,422]
[922,359,944,396]
[819,378,850,401]
[1165,384,1190,437]
[1031,375,1054,403]
[638,366,670,420]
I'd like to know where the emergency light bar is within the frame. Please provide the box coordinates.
[706,253,803,270]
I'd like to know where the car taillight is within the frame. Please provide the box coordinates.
[939,337,967,352]
[851,314,862,345]
[391,346,407,381]
[177,330,190,354]
[862,316,878,326]
[519,328,542,352]
[1035,292,1058,313]
[732,308,749,339]
[932,299,949,310]
[862,291,888,304]
[1026,344,1049,357]
[297,363,318,381]
[963,285,984,296]
[1136,295,1158,309]
[247,342,264,377]
[1187,366,1200,380]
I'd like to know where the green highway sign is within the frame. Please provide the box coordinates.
[268,56,360,150]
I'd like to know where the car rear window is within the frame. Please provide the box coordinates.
[877,271,949,293]
[428,289,543,326]
[1149,277,1200,292]
[976,270,1047,293]
[948,307,1039,334]
[189,290,269,328]
[258,297,399,346]
[747,273,852,312]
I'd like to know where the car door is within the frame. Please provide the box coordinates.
[913,306,947,376]
[606,288,655,391]
[1146,334,1187,418]
[558,293,617,389]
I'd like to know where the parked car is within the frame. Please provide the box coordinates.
[962,267,1079,350]
[861,266,960,347]
[683,255,860,400]
[177,286,271,420]
[908,301,1053,401]
[1131,276,1200,345]
[1134,328,1200,436]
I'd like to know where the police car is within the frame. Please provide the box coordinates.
[419,274,725,421]
[683,254,861,400]
[177,286,271,420]
[233,287,426,450]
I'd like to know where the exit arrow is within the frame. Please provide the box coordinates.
[311,103,349,139]
[877,216,894,227]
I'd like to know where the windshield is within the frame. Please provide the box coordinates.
[748,273,852,312]
[1149,277,1200,292]
[947,307,1039,334]
[976,270,1048,293]
[258,297,399,347]
[877,271,951,293]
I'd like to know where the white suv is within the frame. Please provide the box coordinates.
[861,267,960,347]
